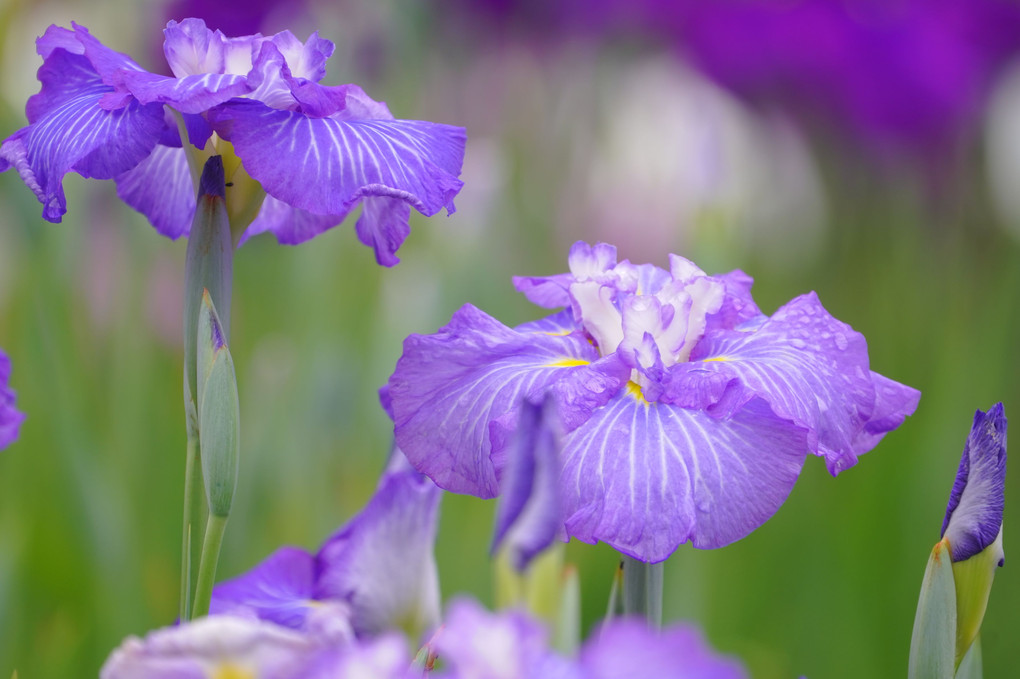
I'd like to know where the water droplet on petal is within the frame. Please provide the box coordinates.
[790,338,807,350]
[835,333,848,351]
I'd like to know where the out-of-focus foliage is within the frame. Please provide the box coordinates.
[1,0,1018,677]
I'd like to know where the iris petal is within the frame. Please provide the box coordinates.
[207,98,465,256]
[115,144,196,239]
[389,305,618,496]
[561,392,807,560]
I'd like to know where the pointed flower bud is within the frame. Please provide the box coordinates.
[197,290,240,518]
[183,155,233,438]
[909,404,1007,678]
[942,403,1007,664]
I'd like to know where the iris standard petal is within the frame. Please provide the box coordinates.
[115,144,196,239]
[314,458,442,639]
[686,292,918,474]
[206,98,465,229]
[114,70,252,114]
[942,404,1007,563]
[209,546,320,629]
[389,305,616,496]
[560,391,808,561]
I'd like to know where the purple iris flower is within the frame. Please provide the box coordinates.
[388,241,920,562]
[0,350,24,449]
[431,598,747,679]
[210,449,442,639]
[0,19,466,265]
[941,403,1007,564]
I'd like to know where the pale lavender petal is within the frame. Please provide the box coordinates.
[513,272,576,308]
[206,98,465,238]
[209,546,319,629]
[581,619,747,679]
[560,392,808,560]
[434,598,555,679]
[99,615,327,679]
[491,396,565,571]
[241,194,346,245]
[115,144,196,239]
[162,18,259,78]
[302,635,413,679]
[684,292,918,475]
[314,457,442,639]
[0,351,24,449]
[942,404,1007,563]
[388,304,618,497]
[268,29,334,82]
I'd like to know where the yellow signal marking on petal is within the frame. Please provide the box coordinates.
[212,664,255,679]
[625,381,649,405]
[546,358,590,368]
[703,356,731,362]
[540,330,573,337]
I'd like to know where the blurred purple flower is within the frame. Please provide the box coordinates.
[0,19,466,264]
[941,403,1007,563]
[0,350,24,449]
[211,450,442,640]
[388,241,920,562]
[100,613,413,679]
[647,0,1020,157]
[430,598,747,679]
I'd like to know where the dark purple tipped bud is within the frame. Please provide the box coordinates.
[198,155,226,200]
[941,403,1007,563]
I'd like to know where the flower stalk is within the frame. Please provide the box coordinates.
[622,554,663,629]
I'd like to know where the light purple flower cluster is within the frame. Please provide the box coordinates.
[0,350,23,449]
[0,19,466,264]
[388,241,920,562]
[430,598,747,679]
[941,403,1007,564]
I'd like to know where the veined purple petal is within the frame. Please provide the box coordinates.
[115,144,196,239]
[705,269,763,333]
[581,619,747,679]
[388,304,618,497]
[0,351,24,450]
[314,454,442,639]
[685,292,919,475]
[114,70,253,114]
[209,546,321,629]
[492,396,565,571]
[241,195,346,246]
[561,391,808,561]
[268,29,334,82]
[206,99,465,255]
[941,404,1007,563]
[1,75,165,222]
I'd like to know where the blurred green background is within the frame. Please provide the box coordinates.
[1,0,1019,676]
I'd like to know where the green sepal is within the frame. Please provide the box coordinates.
[197,293,240,518]
[183,155,233,438]
[909,538,957,679]
[952,529,1003,665]
[955,635,983,679]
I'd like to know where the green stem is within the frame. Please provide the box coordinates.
[191,513,228,618]
[179,435,198,621]
[622,554,663,629]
